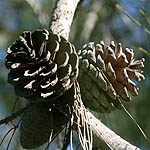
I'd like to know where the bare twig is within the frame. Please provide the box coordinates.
[6,115,24,150]
[0,105,32,125]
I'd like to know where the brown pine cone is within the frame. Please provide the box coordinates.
[78,41,145,113]
[5,29,79,102]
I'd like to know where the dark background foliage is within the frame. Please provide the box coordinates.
[0,0,150,149]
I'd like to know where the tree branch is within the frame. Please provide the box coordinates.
[49,0,141,149]
[87,111,140,150]
[49,0,80,40]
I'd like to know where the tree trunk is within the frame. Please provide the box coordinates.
[49,0,141,149]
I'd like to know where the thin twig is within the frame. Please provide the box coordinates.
[6,115,24,150]
[62,122,71,150]
[0,128,14,147]
[10,97,19,127]
[0,104,32,125]
[11,97,19,114]
[117,98,150,144]
[45,108,54,150]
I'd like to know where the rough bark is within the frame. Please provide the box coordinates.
[49,0,141,149]
[87,111,140,150]
[49,0,80,40]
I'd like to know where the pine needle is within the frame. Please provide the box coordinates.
[116,4,150,36]
[117,97,150,144]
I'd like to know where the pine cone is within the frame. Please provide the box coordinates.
[78,42,145,113]
[20,85,75,149]
[20,103,67,149]
[5,29,79,102]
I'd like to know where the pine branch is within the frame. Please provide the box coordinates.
[49,0,141,150]
[87,111,140,150]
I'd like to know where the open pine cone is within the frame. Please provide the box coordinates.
[78,41,145,112]
[5,29,79,102]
